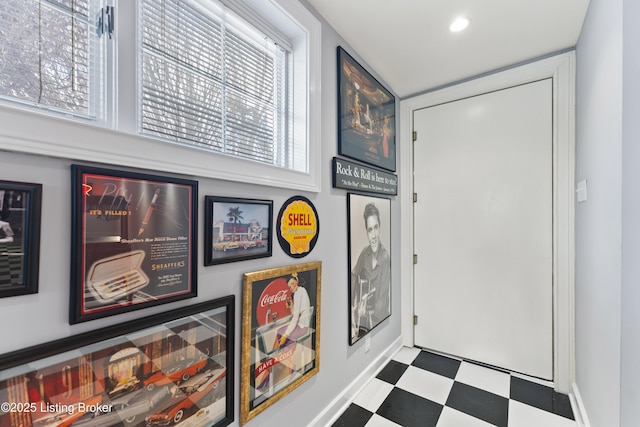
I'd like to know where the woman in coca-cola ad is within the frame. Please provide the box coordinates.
[274,273,311,347]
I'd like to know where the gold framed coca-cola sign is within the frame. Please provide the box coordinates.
[240,262,321,424]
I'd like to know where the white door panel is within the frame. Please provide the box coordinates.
[413,79,553,379]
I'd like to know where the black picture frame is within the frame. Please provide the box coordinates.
[204,196,273,265]
[347,193,392,345]
[0,180,41,298]
[337,46,396,172]
[71,165,198,324]
[0,296,234,427]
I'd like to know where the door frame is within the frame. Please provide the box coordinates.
[399,52,576,392]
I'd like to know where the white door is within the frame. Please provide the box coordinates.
[413,79,553,379]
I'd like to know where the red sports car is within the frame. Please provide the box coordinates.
[144,358,208,390]
[145,368,226,426]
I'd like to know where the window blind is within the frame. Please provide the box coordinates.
[140,0,289,167]
[0,0,94,117]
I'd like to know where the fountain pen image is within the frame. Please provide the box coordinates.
[138,188,160,236]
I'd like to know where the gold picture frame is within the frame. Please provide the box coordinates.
[240,261,321,424]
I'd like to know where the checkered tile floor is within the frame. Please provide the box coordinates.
[332,347,576,427]
[0,241,23,286]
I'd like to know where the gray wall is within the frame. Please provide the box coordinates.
[621,0,640,425]
[0,3,402,426]
[575,0,623,425]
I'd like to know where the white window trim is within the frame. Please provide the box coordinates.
[0,0,322,193]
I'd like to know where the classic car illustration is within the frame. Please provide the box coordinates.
[32,396,103,427]
[178,369,222,395]
[144,368,226,426]
[108,376,140,397]
[236,239,256,249]
[71,386,171,427]
[252,239,267,247]
[144,358,208,390]
[212,240,239,252]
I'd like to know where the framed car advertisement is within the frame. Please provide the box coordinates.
[70,165,198,324]
[240,262,321,424]
[204,196,272,265]
[0,296,235,427]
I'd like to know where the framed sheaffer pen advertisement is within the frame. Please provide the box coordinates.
[338,46,396,172]
[348,193,391,345]
[204,196,273,265]
[70,165,197,324]
[240,262,321,424]
[0,296,234,427]
[0,180,41,298]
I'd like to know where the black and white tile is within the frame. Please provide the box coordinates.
[0,240,23,285]
[332,347,576,427]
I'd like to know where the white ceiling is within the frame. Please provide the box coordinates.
[307,0,590,98]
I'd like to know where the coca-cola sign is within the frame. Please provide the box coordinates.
[260,289,288,307]
[256,277,290,327]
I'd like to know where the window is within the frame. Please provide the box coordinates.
[0,0,321,190]
[0,0,99,117]
[140,0,292,169]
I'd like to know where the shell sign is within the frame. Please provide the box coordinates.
[276,196,319,258]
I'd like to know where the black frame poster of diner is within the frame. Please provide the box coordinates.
[204,196,273,266]
[0,296,235,427]
[337,46,396,172]
[70,165,198,324]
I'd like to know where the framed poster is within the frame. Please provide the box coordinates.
[240,262,321,424]
[0,180,41,297]
[348,193,391,345]
[0,296,234,427]
[204,196,272,266]
[337,46,396,172]
[71,165,197,324]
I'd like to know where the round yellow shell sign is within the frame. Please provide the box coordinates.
[277,196,319,258]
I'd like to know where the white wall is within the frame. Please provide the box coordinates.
[0,3,403,426]
[621,0,640,425]
[575,0,623,425]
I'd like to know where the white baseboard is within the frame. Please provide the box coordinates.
[570,382,592,427]
[309,336,403,427]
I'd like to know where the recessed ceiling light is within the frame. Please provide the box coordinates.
[449,17,470,32]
